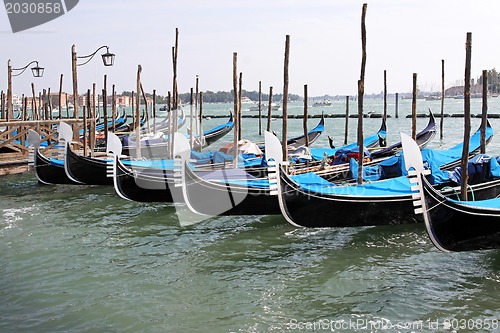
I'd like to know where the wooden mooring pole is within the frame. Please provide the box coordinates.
[303,84,308,147]
[481,69,487,154]
[357,3,367,185]
[440,59,445,139]
[412,73,417,140]
[282,34,290,161]
[461,32,472,201]
[267,87,273,132]
[232,52,239,168]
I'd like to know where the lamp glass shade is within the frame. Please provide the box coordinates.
[31,66,44,77]
[101,52,115,66]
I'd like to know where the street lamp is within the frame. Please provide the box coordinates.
[77,45,115,67]
[71,44,115,119]
[7,59,44,119]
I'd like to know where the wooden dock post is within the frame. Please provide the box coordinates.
[232,52,239,168]
[383,70,387,121]
[112,84,117,132]
[282,34,290,160]
[481,69,487,154]
[238,72,243,140]
[460,32,472,201]
[103,75,108,146]
[357,3,367,185]
[344,95,349,145]
[440,59,445,139]
[71,44,79,120]
[267,86,273,132]
[152,89,156,134]
[190,87,194,148]
[199,91,203,152]
[135,65,142,159]
[58,74,63,120]
[258,81,262,135]
[395,93,399,118]
[303,84,308,147]
[412,73,417,140]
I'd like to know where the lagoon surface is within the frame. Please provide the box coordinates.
[0,97,499,332]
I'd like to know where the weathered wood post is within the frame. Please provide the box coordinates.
[31,83,38,120]
[152,89,156,134]
[412,73,417,140]
[189,87,194,148]
[258,81,262,135]
[344,95,349,145]
[383,70,387,122]
[135,65,142,159]
[103,75,108,147]
[71,45,79,120]
[357,3,367,185]
[395,93,399,118]
[232,52,239,168]
[65,93,69,118]
[199,92,204,152]
[1,91,4,119]
[58,74,63,120]
[140,83,149,133]
[267,87,273,132]
[130,91,135,129]
[82,105,87,156]
[87,89,95,153]
[238,72,243,140]
[195,75,199,136]
[481,69,487,154]
[167,91,172,159]
[112,84,116,132]
[172,28,179,143]
[460,32,472,201]
[440,59,445,139]
[282,34,290,160]
[303,84,309,147]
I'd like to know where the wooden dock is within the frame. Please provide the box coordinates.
[0,118,87,176]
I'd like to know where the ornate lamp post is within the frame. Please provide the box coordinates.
[7,60,44,119]
[71,45,115,119]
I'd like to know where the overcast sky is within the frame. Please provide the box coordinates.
[1,0,499,98]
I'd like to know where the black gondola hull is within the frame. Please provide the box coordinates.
[65,144,112,185]
[113,156,175,203]
[183,163,280,216]
[34,149,79,185]
[421,175,500,251]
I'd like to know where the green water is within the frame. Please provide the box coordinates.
[0,98,499,332]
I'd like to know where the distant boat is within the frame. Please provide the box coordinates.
[313,99,332,107]
[241,96,253,104]
[249,102,280,111]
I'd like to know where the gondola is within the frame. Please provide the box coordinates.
[63,115,234,186]
[110,156,175,202]
[27,129,79,185]
[187,112,234,151]
[371,110,436,159]
[180,154,281,216]
[121,110,231,159]
[264,117,495,228]
[402,132,500,252]
[64,141,112,185]
[287,109,435,183]
[107,132,176,202]
[254,113,325,152]
[177,119,387,217]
